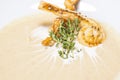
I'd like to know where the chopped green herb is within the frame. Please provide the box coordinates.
[50,18,80,59]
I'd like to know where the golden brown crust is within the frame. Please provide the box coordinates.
[50,18,64,33]
[78,23,105,47]
[42,37,55,46]
[64,0,80,10]
[38,1,80,19]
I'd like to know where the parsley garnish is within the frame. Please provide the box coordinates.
[50,18,80,59]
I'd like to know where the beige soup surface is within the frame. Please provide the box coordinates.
[0,13,120,80]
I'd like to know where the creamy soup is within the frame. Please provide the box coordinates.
[0,12,120,80]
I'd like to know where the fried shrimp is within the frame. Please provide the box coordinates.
[78,19,105,47]
[64,0,80,10]
[39,1,105,47]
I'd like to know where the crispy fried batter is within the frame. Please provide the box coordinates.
[64,0,80,10]
[50,18,65,33]
[42,37,54,46]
